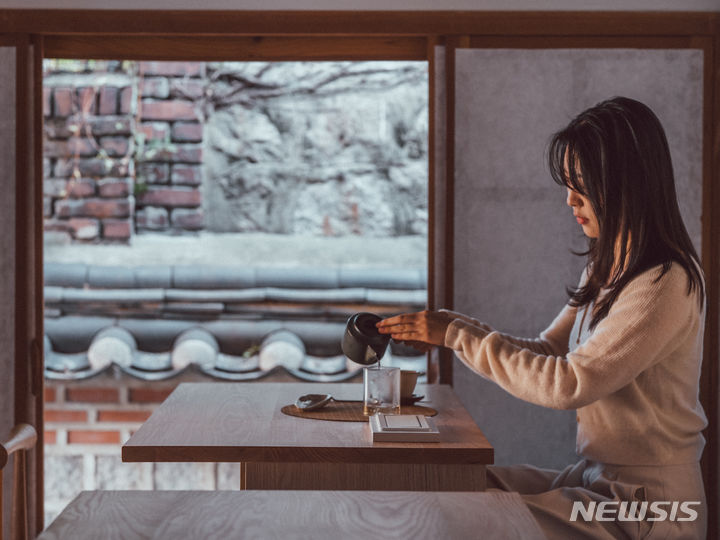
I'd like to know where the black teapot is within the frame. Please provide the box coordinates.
[341,312,391,366]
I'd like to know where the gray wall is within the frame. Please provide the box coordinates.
[452,49,704,469]
[0,45,16,540]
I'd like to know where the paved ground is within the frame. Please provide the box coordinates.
[44,232,427,268]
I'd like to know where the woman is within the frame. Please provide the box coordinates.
[377,97,707,539]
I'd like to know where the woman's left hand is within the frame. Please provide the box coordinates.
[376,310,452,347]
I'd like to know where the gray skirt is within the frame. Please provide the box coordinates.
[487,459,706,539]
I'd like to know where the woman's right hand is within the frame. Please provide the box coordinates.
[376,310,452,347]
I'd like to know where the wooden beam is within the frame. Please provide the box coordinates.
[426,36,436,382]
[0,11,717,38]
[702,20,720,540]
[44,35,427,61]
[32,33,45,536]
[467,35,710,49]
[436,36,461,386]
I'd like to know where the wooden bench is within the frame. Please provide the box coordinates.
[39,490,546,539]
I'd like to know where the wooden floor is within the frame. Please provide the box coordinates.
[39,490,546,540]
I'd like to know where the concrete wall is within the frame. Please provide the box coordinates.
[452,48,704,469]
[0,0,717,10]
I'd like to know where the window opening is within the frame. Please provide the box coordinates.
[42,58,428,522]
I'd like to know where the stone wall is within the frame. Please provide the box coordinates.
[43,60,428,243]
[202,62,428,237]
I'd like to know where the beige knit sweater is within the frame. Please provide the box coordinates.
[444,262,707,466]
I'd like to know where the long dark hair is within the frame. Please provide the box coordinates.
[548,96,704,329]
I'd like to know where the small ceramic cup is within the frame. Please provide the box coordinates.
[400,370,421,399]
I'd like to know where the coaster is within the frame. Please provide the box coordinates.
[281,400,438,422]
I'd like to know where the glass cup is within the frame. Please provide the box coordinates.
[363,365,400,416]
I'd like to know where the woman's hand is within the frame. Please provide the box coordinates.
[376,310,452,348]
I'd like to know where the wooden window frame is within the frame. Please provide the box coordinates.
[0,10,717,538]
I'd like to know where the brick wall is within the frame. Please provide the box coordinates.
[44,380,168,451]
[43,61,206,243]
[43,66,136,243]
[43,371,253,524]
[135,62,205,233]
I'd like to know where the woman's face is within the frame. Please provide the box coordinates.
[566,187,599,239]
[564,154,600,238]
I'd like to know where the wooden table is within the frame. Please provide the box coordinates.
[122,382,494,491]
[39,490,545,540]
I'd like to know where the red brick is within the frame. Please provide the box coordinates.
[45,119,76,139]
[44,430,57,445]
[55,198,131,219]
[171,165,202,186]
[77,87,97,115]
[170,79,205,100]
[102,219,132,240]
[45,409,88,423]
[171,122,203,142]
[140,122,170,142]
[137,163,170,184]
[43,87,52,117]
[97,410,152,423]
[44,178,69,198]
[71,138,98,156]
[174,145,202,163]
[136,207,169,229]
[44,219,72,233]
[140,61,203,77]
[43,138,97,158]
[68,218,100,240]
[141,100,198,122]
[68,430,121,445]
[100,136,131,157]
[128,387,175,403]
[53,88,74,117]
[66,387,120,403]
[141,77,170,99]
[44,386,57,403]
[119,86,134,115]
[171,208,204,230]
[53,159,75,178]
[140,144,202,164]
[98,178,131,198]
[138,188,201,208]
[89,117,133,137]
[55,158,130,178]
[98,87,119,115]
[67,178,96,198]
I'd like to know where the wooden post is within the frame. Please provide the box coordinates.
[11,451,27,540]
[1,424,37,540]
